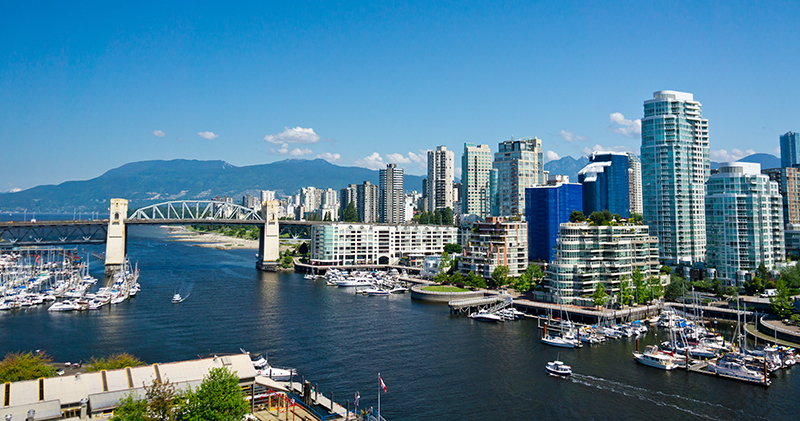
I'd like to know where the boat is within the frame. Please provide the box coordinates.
[245,350,297,381]
[708,359,767,383]
[469,310,503,322]
[365,288,390,296]
[336,277,373,287]
[541,334,579,348]
[545,360,573,376]
[633,345,678,370]
[48,301,80,312]
[172,293,183,303]
[389,286,409,293]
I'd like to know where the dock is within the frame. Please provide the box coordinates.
[448,295,506,313]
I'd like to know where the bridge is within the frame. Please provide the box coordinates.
[0,199,323,274]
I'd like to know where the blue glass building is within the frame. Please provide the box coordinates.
[525,183,583,262]
[781,131,800,168]
[578,152,632,218]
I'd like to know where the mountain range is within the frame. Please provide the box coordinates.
[0,159,426,213]
[0,153,783,214]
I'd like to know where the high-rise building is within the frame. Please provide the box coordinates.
[459,217,528,280]
[339,184,358,220]
[427,146,455,212]
[260,190,276,203]
[763,167,800,227]
[706,162,784,283]
[577,151,642,218]
[524,182,583,262]
[357,181,379,223]
[641,90,710,265]
[493,137,544,217]
[380,164,405,224]
[300,187,320,212]
[461,143,492,217]
[780,131,800,168]
[628,155,643,216]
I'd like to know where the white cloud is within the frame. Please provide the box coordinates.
[317,152,341,162]
[5,187,21,194]
[711,148,756,162]
[559,130,586,143]
[197,131,219,140]
[290,148,313,157]
[545,151,560,162]
[609,112,642,138]
[773,146,781,157]
[354,152,385,170]
[264,127,320,145]
[580,144,639,156]
[152,130,165,137]
[386,153,411,164]
[455,167,462,179]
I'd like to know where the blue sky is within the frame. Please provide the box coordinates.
[2,1,799,191]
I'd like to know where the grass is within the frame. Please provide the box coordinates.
[422,285,469,292]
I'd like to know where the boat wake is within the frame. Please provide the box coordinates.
[569,374,767,421]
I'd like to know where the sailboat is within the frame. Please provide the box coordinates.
[541,290,581,348]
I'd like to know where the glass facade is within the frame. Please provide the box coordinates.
[524,183,583,262]
[461,143,492,216]
[578,152,632,217]
[780,131,800,168]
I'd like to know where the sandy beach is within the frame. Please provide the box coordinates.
[164,226,259,250]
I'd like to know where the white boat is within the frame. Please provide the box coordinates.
[389,286,409,293]
[366,288,390,296]
[545,360,573,376]
[336,277,373,287]
[542,334,579,348]
[469,310,503,322]
[172,293,183,303]
[303,274,315,280]
[708,359,767,383]
[48,301,80,312]
[633,345,678,370]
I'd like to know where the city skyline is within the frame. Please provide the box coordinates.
[2,2,799,191]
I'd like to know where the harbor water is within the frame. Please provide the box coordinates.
[1,222,797,420]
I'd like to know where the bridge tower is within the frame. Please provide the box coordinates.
[257,200,281,270]
[105,198,128,275]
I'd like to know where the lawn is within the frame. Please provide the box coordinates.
[421,285,469,292]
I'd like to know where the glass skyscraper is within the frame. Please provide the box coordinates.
[577,151,641,218]
[524,182,582,262]
[641,90,710,265]
[780,131,800,168]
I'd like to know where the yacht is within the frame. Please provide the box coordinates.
[545,360,573,376]
[469,310,503,322]
[336,277,373,287]
[542,333,580,348]
[48,301,80,312]
[172,293,183,303]
[633,345,678,370]
[708,359,767,383]
[365,288,390,296]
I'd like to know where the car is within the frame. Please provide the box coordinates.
[56,369,64,376]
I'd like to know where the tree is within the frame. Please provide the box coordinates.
[769,278,795,318]
[660,265,672,275]
[0,351,56,383]
[569,210,586,223]
[323,211,331,221]
[664,275,686,302]
[466,271,487,289]
[491,265,509,287]
[145,378,180,421]
[648,276,663,301]
[342,202,358,222]
[757,262,770,283]
[630,213,643,223]
[447,258,460,275]
[182,367,248,421]
[433,209,443,225]
[439,251,452,273]
[619,279,632,306]
[631,268,645,304]
[87,353,145,372]
[512,273,531,293]
[449,271,463,285]
[526,263,544,283]
[281,253,293,268]
[298,242,309,255]
[443,243,462,254]
[110,392,148,421]
[433,271,449,284]
[591,282,608,307]
[441,207,454,225]
[418,211,429,225]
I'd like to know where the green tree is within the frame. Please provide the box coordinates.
[591,282,608,307]
[145,378,179,421]
[0,351,56,383]
[433,271,450,284]
[491,265,509,287]
[769,278,795,318]
[87,353,145,372]
[433,210,443,225]
[281,253,293,268]
[298,242,309,255]
[182,367,248,421]
[323,211,331,221]
[664,275,686,302]
[569,210,586,222]
[631,268,645,304]
[342,201,358,222]
[648,276,664,301]
[466,271,487,289]
[757,262,770,282]
[110,392,148,421]
[418,211,429,225]
[449,271,463,285]
[630,213,643,223]
[619,279,632,306]
[439,251,452,273]
[660,265,672,275]
[441,207,454,225]
[526,263,544,283]
[512,273,531,293]
[443,243,463,254]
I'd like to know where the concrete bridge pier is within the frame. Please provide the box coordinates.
[104,199,128,275]
[257,200,280,271]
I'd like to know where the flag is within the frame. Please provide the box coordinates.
[379,375,387,393]
[354,392,360,406]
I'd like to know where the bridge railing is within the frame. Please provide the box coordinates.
[128,200,263,221]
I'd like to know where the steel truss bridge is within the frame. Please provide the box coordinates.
[0,200,322,247]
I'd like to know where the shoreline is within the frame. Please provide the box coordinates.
[163,226,259,250]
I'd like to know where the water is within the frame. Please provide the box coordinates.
[1,223,797,419]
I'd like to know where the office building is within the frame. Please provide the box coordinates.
[524,182,583,262]
[357,181,379,223]
[706,162,784,283]
[763,167,800,227]
[578,151,642,218]
[380,164,405,224]
[641,90,710,265]
[462,143,493,217]
[544,222,659,305]
[459,217,528,280]
[427,146,455,212]
[780,131,800,168]
[493,137,544,216]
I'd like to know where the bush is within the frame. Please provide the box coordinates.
[0,351,56,383]
[86,353,145,372]
[455,282,465,289]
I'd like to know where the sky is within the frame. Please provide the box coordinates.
[2,1,799,191]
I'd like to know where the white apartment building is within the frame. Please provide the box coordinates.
[459,217,528,280]
[544,222,660,305]
[427,145,455,212]
[641,90,710,264]
[706,162,785,283]
[493,137,544,217]
[461,143,492,217]
[310,223,458,266]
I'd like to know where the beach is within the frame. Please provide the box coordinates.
[164,226,259,250]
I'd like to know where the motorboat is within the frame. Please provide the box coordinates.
[545,360,573,376]
[246,350,297,381]
[172,293,183,303]
[633,345,678,370]
[708,359,767,383]
[389,286,409,293]
[542,333,579,348]
[365,288,390,296]
[48,301,80,312]
[469,310,503,322]
[336,277,373,287]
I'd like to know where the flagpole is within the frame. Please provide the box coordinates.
[377,372,381,420]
